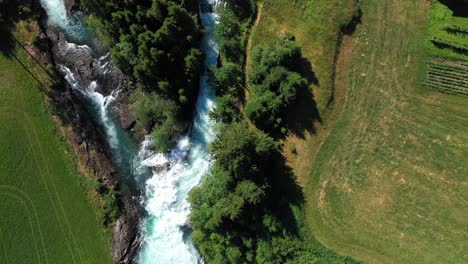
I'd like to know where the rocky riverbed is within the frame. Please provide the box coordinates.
[34,2,143,262]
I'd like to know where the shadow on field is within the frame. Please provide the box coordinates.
[0,0,42,56]
[0,10,17,57]
[285,56,320,139]
[268,152,305,235]
[439,0,468,17]
[12,53,47,93]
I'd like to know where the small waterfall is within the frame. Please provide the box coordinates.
[39,0,68,27]
[40,0,144,189]
[59,64,119,148]
[137,0,220,263]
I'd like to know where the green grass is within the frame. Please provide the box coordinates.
[305,0,468,263]
[247,0,362,261]
[426,61,468,95]
[426,1,468,60]
[248,0,356,114]
[0,22,112,263]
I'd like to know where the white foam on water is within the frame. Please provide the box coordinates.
[138,0,220,263]
[40,0,69,28]
[42,0,222,262]
[59,65,119,150]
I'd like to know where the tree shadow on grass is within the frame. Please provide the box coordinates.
[286,7,363,140]
[0,17,16,57]
[285,57,321,140]
[266,151,306,236]
[0,0,24,56]
[438,0,468,17]
[1,0,42,56]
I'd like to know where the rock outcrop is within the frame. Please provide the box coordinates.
[38,9,143,264]
[64,0,77,16]
[115,102,136,131]
[112,195,143,263]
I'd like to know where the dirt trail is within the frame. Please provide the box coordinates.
[245,2,263,85]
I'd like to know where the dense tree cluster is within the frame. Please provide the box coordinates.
[189,123,296,263]
[128,89,182,152]
[209,0,256,123]
[190,2,359,263]
[246,36,308,135]
[189,123,357,263]
[81,0,203,151]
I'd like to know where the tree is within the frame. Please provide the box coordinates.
[246,38,308,135]
[81,0,204,151]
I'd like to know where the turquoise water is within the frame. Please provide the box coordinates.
[138,0,219,263]
[40,0,220,263]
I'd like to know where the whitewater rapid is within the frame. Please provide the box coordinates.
[40,0,220,263]
[137,0,220,263]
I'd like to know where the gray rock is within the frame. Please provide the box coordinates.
[112,196,143,264]
[115,103,136,131]
[64,0,76,16]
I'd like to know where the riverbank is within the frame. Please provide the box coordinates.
[0,14,112,263]
[37,1,145,261]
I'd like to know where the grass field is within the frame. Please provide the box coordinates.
[0,21,111,263]
[247,0,358,188]
[426,59,468,95]
[248,0,356,114]
[304,0,468,263]
[426,0,468,61]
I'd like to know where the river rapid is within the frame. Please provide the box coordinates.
[39,0,220,263]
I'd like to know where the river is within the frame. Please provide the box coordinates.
[39,0,220,263]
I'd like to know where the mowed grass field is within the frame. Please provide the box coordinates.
[0,22,111,263]
[248,0,356,113]
[305,0,468,263]
[247,0,358,188]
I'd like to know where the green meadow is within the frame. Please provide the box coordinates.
[249,0,467,263]
[305,0,468,263]
[0,21,111,263]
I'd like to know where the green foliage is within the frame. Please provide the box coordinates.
[150,115,183,153]
[209,1,256,123]
[209,61,245,123]
[211,62,244,96]
[80,176,119,227]
[129,88,182,152]
[189,123,276,263]
[246,38,308,135]
[215,0,255,64]
[189,123,356,263]
[81,0,202,104]
[211,122,277,180]
[102,190,119,225]
[426,0,468,60]
[80,0,204,151]
[210,94,241,123]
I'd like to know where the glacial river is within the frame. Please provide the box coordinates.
[39,0,220,263]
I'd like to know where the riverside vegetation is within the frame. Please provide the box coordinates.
[3,0,463,263]
[189,1,358,263]
[81,0,203,152]
[70,0,360,262]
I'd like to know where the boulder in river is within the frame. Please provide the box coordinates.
[115,103,136,131]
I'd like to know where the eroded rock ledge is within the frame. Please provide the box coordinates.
[35,6,142,263]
